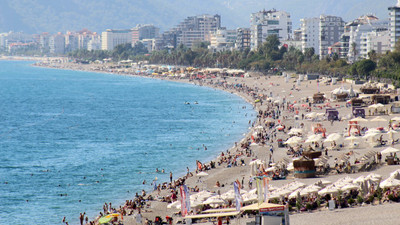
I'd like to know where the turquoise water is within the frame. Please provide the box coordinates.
[0,61,255,225]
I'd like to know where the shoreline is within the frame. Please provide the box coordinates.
[32,60,263,224]
[6,57,400,225]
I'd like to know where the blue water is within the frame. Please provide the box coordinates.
[0,61,255,225]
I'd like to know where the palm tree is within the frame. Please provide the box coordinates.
[351,42,357,62]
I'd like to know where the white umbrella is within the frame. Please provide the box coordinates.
[353,175,366,184]
[368,103,384,109]
[340,183,360,191]
[365,173,382,183]
[391,117,400,121]
[305,134,323,143]
[318,186,339,195]
[380,177,400,188]
[167,201,180,209]
[350,117,368,122]
[284,136,302,145]
[197,172,209,177]
[203,196,226,205]
[324,133,342,142]
[381,147,400,154]
[370,116,387,122]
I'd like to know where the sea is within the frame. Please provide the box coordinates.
[0,60,255,225]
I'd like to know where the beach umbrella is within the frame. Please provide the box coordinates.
[386,130,398,141]
[167,201,180,209]
[381,147,400,154]
[203,196,226,205]
[324,133,342,142]
[368,103,384,109]
[365,173,382,183]
[370,116,387,122]
[197,172,209,177]
[380,177,400,188]
[340,184,360,191]
[98,214,121,224]
[390,170,400,179]
[284,136,302,145]
[353,175,366,184]
[345,135,359,145]
[362,132,380,139]
[350,117,368,122]
[318,186,339,195]
[391,116,400,121]
[305,134,323,143]
[315,179,332,186]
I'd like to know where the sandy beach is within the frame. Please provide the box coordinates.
[33,59,400,225]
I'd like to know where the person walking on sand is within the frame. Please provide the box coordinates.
[170,172,173,183]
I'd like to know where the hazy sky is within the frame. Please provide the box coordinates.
[0,0,396,33]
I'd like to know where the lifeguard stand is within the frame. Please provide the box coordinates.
[348,121,361,136]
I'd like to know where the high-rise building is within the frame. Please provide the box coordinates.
[250,9,292,50]
[300,17,320,54]
[319,15,345,58]
[132,24,159,44]
[101,29,132,50]
[389,0,400,50]
[172,14,221,48]
[49,33,65,54]
[236,28,251,50]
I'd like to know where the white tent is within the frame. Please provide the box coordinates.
[381,147,400,154]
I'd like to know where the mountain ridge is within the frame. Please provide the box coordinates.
[0,0,396,33]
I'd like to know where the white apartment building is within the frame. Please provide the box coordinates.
[360,30,391,58]
[389,0,400,50]
[319,15,345,58]
[340,15,389,61]
[300,17,320,53]
[209,28,237,52]
[250,9,292,50]
[101,29,132,51]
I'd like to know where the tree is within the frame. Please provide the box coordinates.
[356,59,376,79]
[351,42,358,62]
[304,47,315,62]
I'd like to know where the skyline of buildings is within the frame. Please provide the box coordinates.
[1,1,400,63]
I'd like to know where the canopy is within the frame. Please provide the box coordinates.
[184,211,241,219]
[241,202,285,211]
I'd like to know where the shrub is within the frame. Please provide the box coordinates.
[306,202,313,211]
[357,195,364,204]
[347,198,355,205]
[388,194,395,201]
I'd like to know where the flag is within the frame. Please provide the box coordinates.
[263,177,270,202]
[256,178,263,205]
[180,185,187,217]
[180,185,190,216]
[233,181,242,211]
